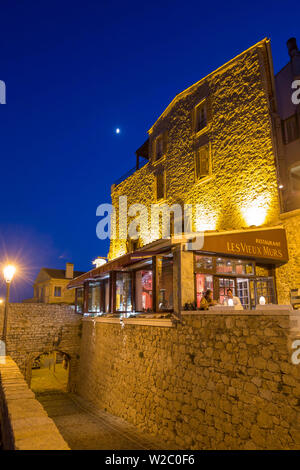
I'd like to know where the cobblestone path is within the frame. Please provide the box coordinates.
[36,391,172,450]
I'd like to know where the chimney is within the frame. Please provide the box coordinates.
[65,262,74,279]
[287,37,299,58]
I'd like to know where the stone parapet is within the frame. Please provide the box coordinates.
[0,356,69,450]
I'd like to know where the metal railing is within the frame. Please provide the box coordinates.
[113,158,148,187]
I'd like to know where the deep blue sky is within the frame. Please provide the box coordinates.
[0,0,298,301]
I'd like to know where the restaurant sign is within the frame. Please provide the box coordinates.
[202,228,288,263]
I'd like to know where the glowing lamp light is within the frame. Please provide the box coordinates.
[115,128,120,134]
[92,257,107,268]
[243,206,267,227]
[0,298,3,305]
[228,298,234,307]
[259,296,266,305]
[3,265,16,283]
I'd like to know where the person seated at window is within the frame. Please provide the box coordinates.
[200,289,217,310]
[223,288,243,310]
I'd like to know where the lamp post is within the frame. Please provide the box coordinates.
[2,265,16,343]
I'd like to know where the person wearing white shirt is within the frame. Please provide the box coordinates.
[223,288,243,310]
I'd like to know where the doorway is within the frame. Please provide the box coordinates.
[30,351,70,394]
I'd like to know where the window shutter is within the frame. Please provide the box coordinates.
[163,131,168,155]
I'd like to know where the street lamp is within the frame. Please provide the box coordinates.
[2,265,16,342]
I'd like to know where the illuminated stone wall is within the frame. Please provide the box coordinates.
[77,312,300,450]
[276,209,300,304]
[109,39,280,260]
[0,357,69,450]
[0,304,81,391]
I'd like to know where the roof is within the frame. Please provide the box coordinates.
[147,38,269,134]
[42,268,86,279]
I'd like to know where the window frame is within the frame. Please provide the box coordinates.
[194,99,207,134]
[155,170,166,201]
[194,143,211,182]
[54,286,61,297]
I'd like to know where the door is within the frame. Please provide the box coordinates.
[237,278,250,309]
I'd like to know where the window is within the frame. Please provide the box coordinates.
[196,274,213,308]
[195,255,213,271]
[76,287,84,313]
[157,256,173,311]
[256,277,276,304]
[195,145,210,180]
[155,135,164,160]
[216,258,254,275]
[283,114,299,143]
[194,101,207,133]
[54,286,61,297]
[88,281,101,313]
[156,171,165,200]
[116,272,132,312]
[135,269,153,312]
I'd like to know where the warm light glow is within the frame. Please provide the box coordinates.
[3,265,16,283]
[195,206,216,231]
[92,257,107,268]
[259,296,266,305]
[242,195,269,227]
[0,299,3,305]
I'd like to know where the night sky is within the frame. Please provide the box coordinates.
[0,0,299,301]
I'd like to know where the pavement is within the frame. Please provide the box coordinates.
[32,367,174,450]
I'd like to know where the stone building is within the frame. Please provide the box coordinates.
[25,262,85,305]
[68,38,300,314]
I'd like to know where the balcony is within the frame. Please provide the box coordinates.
[113,138,149,188]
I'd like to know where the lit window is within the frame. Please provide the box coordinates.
[156,171,165,200]
[76,287,84,313]
[194,101,207,133]
[116,272,132,312]
[54,286,61,297]
[195,145,210,180]
[88,281,101,313]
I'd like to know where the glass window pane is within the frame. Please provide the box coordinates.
[88,281,101,313]
[116,272,132,312]
[136,269,152,312]
[195,255,213,271]
[76,288,84,313]
[196,274,213,308]
[157,257,173,311]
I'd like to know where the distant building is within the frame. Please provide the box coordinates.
[275,37,300,213]
[24,263,85,305]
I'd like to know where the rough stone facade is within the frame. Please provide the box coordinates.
[109,39,280,261]
[0,357,69,450]
[0,304,81,391]
[77,312,300,449]
[276,209,300,304]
